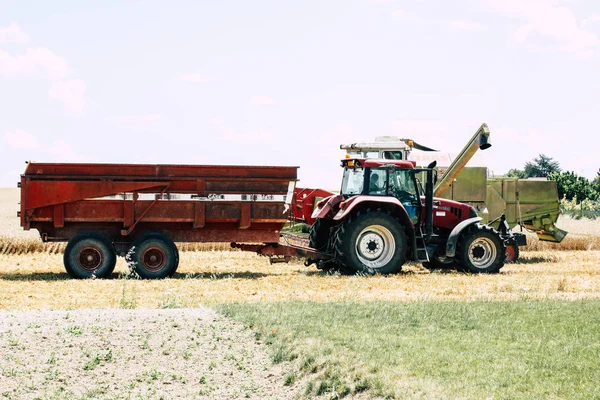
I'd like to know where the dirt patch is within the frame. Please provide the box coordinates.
[0,308,299,399]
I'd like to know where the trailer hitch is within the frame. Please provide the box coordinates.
[304,259,318,267]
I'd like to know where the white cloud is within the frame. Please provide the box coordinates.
[0,47,70,79]
[449,20,485,32]
[485,0,599,53]
[48,79,87,114]
[0,22,30,43]
[178,73,212,83]
[250,95,276,106]
[3,130,41,150]
[582,14,600,29]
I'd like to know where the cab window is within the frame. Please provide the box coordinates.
[368,169,386,195]
[341,168,365,196]
[382,151,403,160]
[387,169,419,223]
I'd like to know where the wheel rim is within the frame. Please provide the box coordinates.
[77,246,103,271]
[355,225,395,270]
[141,247,167,271]
[468,237,497,269]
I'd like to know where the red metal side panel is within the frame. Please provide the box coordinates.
[20,162,297,243]
[23,180,166,210]
[292,187,335,226]
[24,162,297,180]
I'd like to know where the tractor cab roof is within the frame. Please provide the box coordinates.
[342,158,416,169]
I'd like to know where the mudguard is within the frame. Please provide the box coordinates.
[333,196,407,221]
[311,195,344,220]
[445,217,482,258]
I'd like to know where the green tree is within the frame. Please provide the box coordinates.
[524,154,561,178]
[506,168,526,179]
[548,171,597,202]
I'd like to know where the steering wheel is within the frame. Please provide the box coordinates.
[390,186,413,202]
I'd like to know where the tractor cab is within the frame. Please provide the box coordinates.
[340,158,421,224]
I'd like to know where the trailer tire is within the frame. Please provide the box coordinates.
[309,218,332,251]
[334,210,407,275]
[456,224,505,274]
[505,244,519,263]
[130,233,179,279]
[64,233,117,279]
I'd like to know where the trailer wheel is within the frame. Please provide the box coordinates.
[334,210,407,274]
[505,244,520,263]
[64,233,117,279]
[130,233,179,279]
[309,218,333,251]
[456,225,505,274]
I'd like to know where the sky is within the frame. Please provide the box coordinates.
[1,0,599,190]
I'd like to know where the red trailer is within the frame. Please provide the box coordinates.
[19,162,298,279]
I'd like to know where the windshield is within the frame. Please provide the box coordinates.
[341,168,364,195]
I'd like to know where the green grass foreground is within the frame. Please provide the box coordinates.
[217,301,600,399]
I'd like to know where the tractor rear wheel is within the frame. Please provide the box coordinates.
[64,233,117,279]
[456,224,505,274]
[334,210,407,274]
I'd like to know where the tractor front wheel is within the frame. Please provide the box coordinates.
[456,225,505,274]
[334,210,407,274]
[309,218,333,252]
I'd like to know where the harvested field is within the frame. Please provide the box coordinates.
[1,250,600,309]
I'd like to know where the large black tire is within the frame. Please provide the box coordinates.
[505,243,520,263]
[456,224,506,274]
[309,218,333,251]
[129,233,179,279]
[334,210,407,275]
[64,233,117,279]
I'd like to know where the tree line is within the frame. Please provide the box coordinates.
[506,154,600,202]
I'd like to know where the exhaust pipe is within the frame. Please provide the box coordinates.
[425,161,436,242]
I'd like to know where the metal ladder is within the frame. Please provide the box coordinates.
[415,227,430,262]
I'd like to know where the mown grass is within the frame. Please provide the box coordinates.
[218,300,600,399]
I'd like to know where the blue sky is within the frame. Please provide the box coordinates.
[1,0,599,189]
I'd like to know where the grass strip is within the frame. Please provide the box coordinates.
[218,300,600,399]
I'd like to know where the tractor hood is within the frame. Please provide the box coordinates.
[428,196,478,231]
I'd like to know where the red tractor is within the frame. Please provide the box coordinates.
[306,158,514,274]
